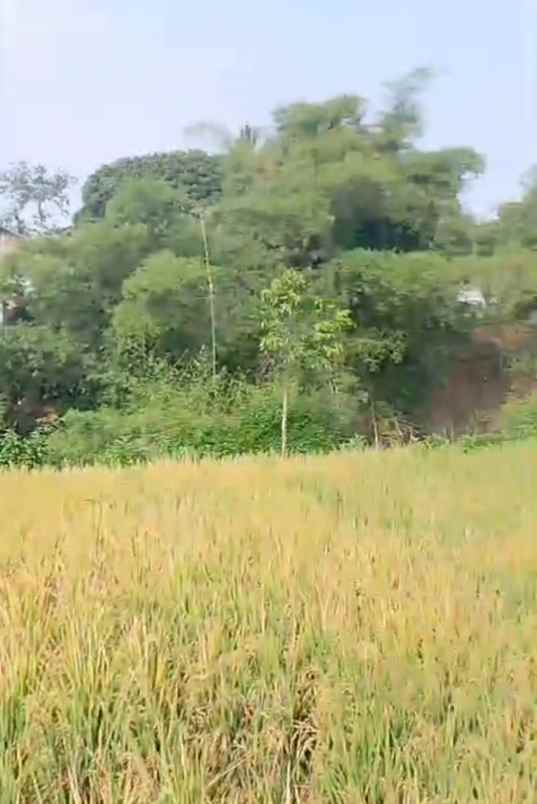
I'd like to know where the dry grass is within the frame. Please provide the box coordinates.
[0,443,537,802]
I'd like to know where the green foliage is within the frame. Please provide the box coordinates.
[433,211,475,256]
[0,325,90,431]
[260,269,353,376]
[463,250,537,321]
[215,78,484,263]
[402,148,485,199]
[2,221,152,347]
[112,250,208,354]
[499,393,537,440]
[273,94,366,139]
[473,220,500,256]
[45,365,357,467]
[0,428,49,469]
[459,432,506,453]
[260,268,354,456]
[77,150,223,222]
[378,67,434,149]
[325,249,472,412]
[104,178,192,247]
[495,169,537,250]
[111,250,262,369]
[4,76,537,459]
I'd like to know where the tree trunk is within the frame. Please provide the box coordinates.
[199,213,217,383]
[281,384,288,458]
[371,400,380,450]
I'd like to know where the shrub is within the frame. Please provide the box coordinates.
[459,432,506,453]
[0,428,49,469]
[499,393,537,440]
[45,381,358,467]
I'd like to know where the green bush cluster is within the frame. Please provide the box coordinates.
[0,428,49,469]
[3,389,536,469]
[4,82,537,468]
[44,389,355,468]
[0,355,358,468]
[499,393,537,441]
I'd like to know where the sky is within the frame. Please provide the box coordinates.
[2,0,537,219]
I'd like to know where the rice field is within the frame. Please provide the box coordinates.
[1,442,537,802]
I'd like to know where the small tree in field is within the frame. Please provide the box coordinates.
[260,268,352,457]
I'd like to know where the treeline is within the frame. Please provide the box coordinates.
[1,69,537,465]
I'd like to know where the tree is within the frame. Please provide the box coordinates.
[496,169,537,250]
[90,171,221,376]
[111,250,210,358]
[111,248,261,373]
[213,84,484,262]
[473,220,500,256]
[377,67,434,151]
[273,94,367,140]
[1,221,152,347]
[0,324,91,432]
[77,150,223,223]
[260,269,352,456]
[1,74,527,455]
[0,162,76,235]
[185,122,264,377]
[433,208,475,256]
[325,249,474,418]
[104,178,188,245]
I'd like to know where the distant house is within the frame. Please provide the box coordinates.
[0,226,22,257]
[457,284,486,308]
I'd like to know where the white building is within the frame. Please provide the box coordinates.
[457,285,487,308]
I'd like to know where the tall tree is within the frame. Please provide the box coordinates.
[0,324,91,432]
[111,251,210,357]
[77,150,223,223]
[496,168,537,250]
[1,222,152,347]
[377,67,434,151]
[215,81,484,262]
[0,162,76,235]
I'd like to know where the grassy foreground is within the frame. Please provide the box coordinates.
[1,444,537,803]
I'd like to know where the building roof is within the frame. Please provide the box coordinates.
[457,285,486,307]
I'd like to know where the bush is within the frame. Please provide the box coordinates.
[0,428,49,469]
[500,393,537,440]
[459,432,506,453]
[45,380,359,467]
[45,408,133,467]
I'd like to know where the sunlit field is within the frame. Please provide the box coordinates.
[1,443,537,802]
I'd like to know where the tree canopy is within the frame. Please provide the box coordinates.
[1,70,537,453]
[77,150,223,223]
[0,162,76,235]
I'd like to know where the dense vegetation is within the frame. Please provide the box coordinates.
[75,149,223,223]
[1,69,537,466]
[2,65,537,804]
[1,444,537,800]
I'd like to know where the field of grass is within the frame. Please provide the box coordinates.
[1,443,537,802]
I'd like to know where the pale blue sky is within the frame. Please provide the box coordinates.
[2,0,537,218]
